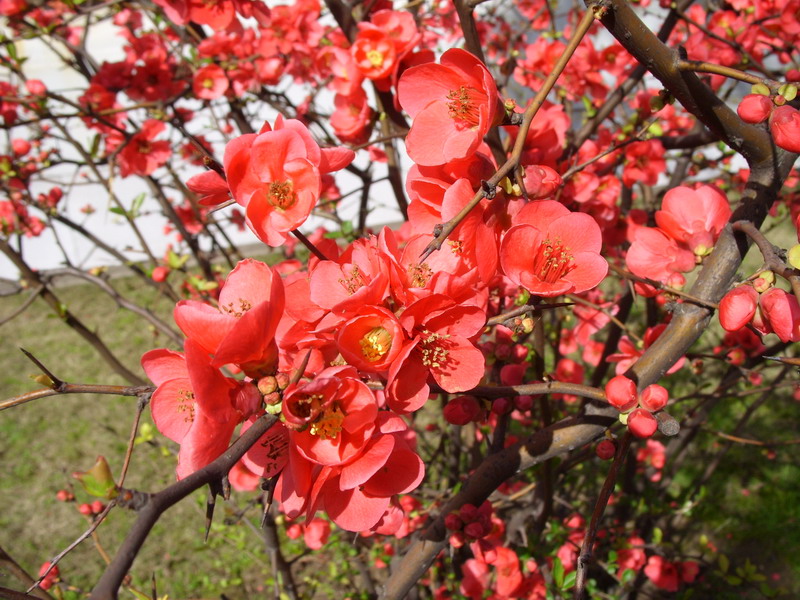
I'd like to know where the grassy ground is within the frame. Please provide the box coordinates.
[0,273,279,598]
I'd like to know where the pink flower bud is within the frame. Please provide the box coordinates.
[726,348,746,366]
[737,94,772,124]
[759,287,800,342]
[605,375,638,412]
[719,285,758,331]
[91,500,105,514]
[11,138,31,156]
[444,513,463,531]
[595,439,616,460]
[627,408,658,439]
[639,384,668,412]
[464,521,486,539]
[151,266,169,282]
[55,489,73,502]
[769,105,800,153]
[78,503,93,516]
[444,396,483,425]
[26,79,46,96]
[491,397,513,415]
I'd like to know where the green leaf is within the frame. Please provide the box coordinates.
[130,193,146,218]
[552,557,565,588]
[563,571,577,590]
[651,527,663,544]
[751,83,771,96]
[72,456,118,499]
[718,553,729,573]
[109,206,128,217]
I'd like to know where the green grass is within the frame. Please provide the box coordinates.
[0,273,280,598]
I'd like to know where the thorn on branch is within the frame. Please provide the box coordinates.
[20,347,63,389]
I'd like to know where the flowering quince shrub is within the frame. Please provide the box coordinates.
[2,0,800,598]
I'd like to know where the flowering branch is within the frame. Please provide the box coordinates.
[419,3,603,261]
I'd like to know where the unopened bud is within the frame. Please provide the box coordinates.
[258,376,278,395]
[275,372,290,390]
[521,317,535,334]
[656,411,680,436]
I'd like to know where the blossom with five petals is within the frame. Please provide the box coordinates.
[398,48,503,166]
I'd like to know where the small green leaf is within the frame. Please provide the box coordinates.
[130,193,146,218]
[719,553,729,573]
[563,571,577,589]
[788,244,800,270]
[751,83,771,96]
[73,456,118,499]
[778,83,797,102]
[552,557,565,588]
[651,527,663,544]
[109,206,128,217]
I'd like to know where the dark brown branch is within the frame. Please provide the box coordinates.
[731,220,800,299]
[592,0,772,163]
[0,382,152,412]
[89,414,278,600]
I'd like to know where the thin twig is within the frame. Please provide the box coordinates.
[574,433,633,599]
[0,383,153,412]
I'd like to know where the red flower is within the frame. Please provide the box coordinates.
[626,226,695,284]
[192,64,229,100]
[398,48,502,166]
[655,185,731,256]
[386,294,486,413]
[224,117,354,246]
[770,105,800,153]
[737,93,772,124]
[644,555,679,592]
[174,259,284,377]
[719,284,758,331]
[118,119,171,177]
[141,341,247,479]
[500,200,607,297]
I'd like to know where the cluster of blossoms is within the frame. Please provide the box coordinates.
[6,0,800,595]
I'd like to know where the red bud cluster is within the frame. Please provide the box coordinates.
[605,376,670,439]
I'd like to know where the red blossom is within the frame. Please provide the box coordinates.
[118,119,171,178]
[500,200,607,297]
[398,48,502,166]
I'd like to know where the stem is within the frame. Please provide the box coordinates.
[574,433,633,599]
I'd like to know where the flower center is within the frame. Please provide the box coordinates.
[202,78,214,89]
[407,262,432,288]
[446,85,481,128]
[267,180,296,210]
[338,264,366,295]
[220,297,252,318]
[359,327,392,362]
[310,404,345,440]
[419,329,450,369]
[366,50,384,68]
[533,237,575,283]
[177,388,195,423]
